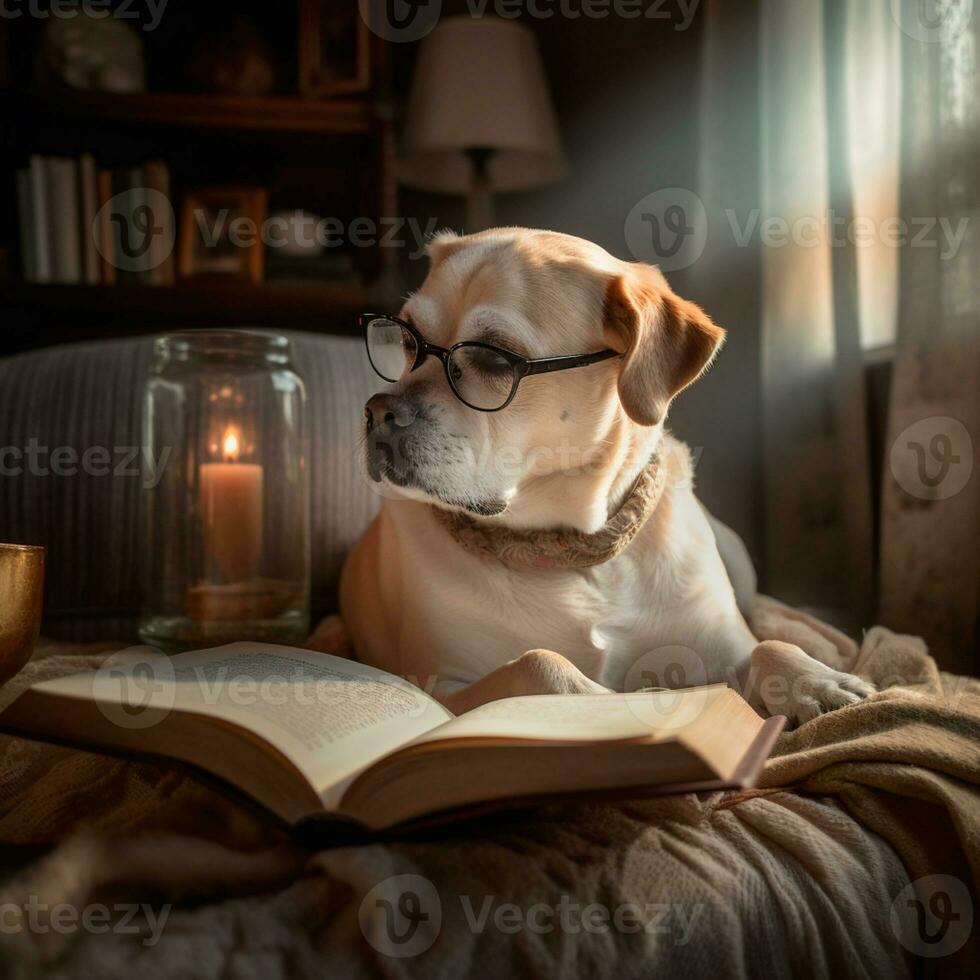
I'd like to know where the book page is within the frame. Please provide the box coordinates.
[31,642,453,805]
[407,686,728,747]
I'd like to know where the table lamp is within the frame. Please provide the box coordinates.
[400,16,565,232]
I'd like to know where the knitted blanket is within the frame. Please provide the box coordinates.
[0,600,976,978]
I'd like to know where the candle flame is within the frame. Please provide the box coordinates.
[222,428,240,462]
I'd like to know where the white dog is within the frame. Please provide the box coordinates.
[340,228,874,725]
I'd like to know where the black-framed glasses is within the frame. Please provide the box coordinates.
[360,314,620,413]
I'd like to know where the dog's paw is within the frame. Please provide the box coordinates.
[751,640,876,728]
[508,649,610,697]
[776,669,876,726]
[306,614,352,657]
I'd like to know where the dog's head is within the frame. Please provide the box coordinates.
[362,228,724,530]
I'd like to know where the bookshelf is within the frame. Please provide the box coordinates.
[20,90,374,136]
[1,281,367,355]
[0,3,393,354]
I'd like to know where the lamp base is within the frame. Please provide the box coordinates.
[465,146,495,232]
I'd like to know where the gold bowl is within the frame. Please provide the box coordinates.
[0,544,45,685]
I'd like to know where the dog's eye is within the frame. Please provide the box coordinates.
[448,346,517,409]
[465,347,512,377]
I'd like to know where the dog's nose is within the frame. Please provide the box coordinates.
[365,394,418,434]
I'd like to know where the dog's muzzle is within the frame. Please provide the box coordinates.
[364,393,420,485]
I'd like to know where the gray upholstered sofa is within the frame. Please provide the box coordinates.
[0,332,381,641]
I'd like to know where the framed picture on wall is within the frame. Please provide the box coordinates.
[298,0,371,96]
[178,186,269,286]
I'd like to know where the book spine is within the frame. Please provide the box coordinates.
[47,158,81,284]
[28,156,51,283]
[97,169,117,286]
[144,160,174,286]
[78,153,100,285]
[15,169,37,283]
[127,166,148,284]
[111,168,133,284]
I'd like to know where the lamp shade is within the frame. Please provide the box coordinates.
[400,17,565,194]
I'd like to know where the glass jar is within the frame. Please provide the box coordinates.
[139,330,310,652]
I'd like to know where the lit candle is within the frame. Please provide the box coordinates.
[199,427,263,583]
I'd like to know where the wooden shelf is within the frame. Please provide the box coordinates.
[22,90,375,136]
[0,280,368,352]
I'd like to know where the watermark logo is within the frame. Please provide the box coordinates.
[358,876,705,958]
[94,188,175,274]
[359,0,442,42]
[889,0,973,43]
[92,648,176,730]
[725,209,968,260]
[0,0,168,31]
[890,874,973,957]
[625,188,708,272]
[0,897,170,946]
[194,210,437,261]
[622,645,709,729]
[889,416,973,501]
[0,440,171,488]
[359,874,442,958]
[461,895,702,939]
[360,0,701,38]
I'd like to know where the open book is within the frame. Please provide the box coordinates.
[0,643,783,832]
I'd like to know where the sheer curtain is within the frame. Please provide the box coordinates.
[879,0,979,674]
[754,0,884,625]
[702,0,978,668]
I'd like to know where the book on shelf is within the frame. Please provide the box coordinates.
[117,166,146,285]
[24,155,52,283]
[45,157,81,283]
[78,153,100,286]
[96,168,117,286]
[144,160,175,286]
[15,155,175,288]
[0,642,784,835]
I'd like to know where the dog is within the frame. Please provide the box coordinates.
[340,228,874,725]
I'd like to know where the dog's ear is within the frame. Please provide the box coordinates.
[426,229,465,268]
[602,266,725,426]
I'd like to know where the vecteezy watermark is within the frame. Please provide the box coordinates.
[625,188,709,272]
[0,0,169,32]
[358,876,704,958]
[359,425,704,504]
[725,209,969,261]
[889,0,973,43]
[358,0,442,43]
[359,875,443,958]
[0,441,171,489]
[463,0,701,28]
[92,648,178,731]
[459,895,702,940]
[625,188,971,271]
[194,211,439,262]
[622,645,711,729]
[890,874,973,958]
[96,195,440,274]
[889,416,974,502]
[94,188,176,275]
[0,896,171,947]
[358,0,701,42]
[91,647,439,731]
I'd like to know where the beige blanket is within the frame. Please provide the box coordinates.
[0,602,976,978]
